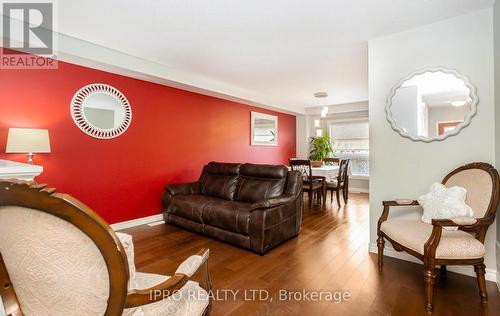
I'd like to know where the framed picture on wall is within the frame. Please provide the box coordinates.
[251,112,278,146]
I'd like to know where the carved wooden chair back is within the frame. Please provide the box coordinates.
[289,159,313,185]
[0,180,129,316]
[441,162,500,242]
[337,159,350,184]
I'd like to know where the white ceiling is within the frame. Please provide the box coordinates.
[56,0,493,113]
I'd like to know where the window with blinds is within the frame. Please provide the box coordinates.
[328,120,369,176]
[329,121,369,151]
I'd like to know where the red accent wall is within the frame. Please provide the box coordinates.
[0,58,296,224]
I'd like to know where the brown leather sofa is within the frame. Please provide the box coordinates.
[163,162,303,254]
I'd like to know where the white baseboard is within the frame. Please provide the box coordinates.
[111,213,164,231]
[368,242,497,282]
[349,187,369,194]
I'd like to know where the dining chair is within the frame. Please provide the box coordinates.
[289,159,326,209]
[326,159,350,208]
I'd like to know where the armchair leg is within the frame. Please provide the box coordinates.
[440,265,447,277]
[377,236,384,270]
[423,267,437,312]
[474,264,488,303]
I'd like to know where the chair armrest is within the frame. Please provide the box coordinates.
[249,194,297,210]
[432,217,478,226]
[165,182,200,196]
[382,199,419,206]
[125,249,210,308]
[378,200,419,233]
[424,217,487,262]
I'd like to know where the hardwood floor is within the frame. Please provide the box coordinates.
[122,193,500,315]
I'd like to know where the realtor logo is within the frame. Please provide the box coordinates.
[1,1,57,69]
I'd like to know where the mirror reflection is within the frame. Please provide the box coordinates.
[389,71,473,139]
[83,93,125,130]
[251,112,278,146]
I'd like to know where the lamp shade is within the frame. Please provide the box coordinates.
[6,128,51,153]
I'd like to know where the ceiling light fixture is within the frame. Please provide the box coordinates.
[314,92,329,118]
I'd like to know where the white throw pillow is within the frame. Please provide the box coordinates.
[418,183,473,224]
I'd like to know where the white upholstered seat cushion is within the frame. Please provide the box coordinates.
[123,273,209,316]
[380,219,485,259]
[326,179,345,188]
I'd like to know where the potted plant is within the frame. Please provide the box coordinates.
[309,135,334,167]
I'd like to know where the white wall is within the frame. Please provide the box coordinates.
[296,114,309,159]
[369,9,497,278]
[494,0,500,289]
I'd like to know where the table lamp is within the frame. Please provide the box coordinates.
[6,128,51,164]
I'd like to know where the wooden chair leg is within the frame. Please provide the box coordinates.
[474,263,488,303]
[377,235,384,270]
[345,178,349,202]
[342,187,347,204]
[440,265,447,279]
[335,189,341,208]
[308,192,312,209]
[424,267,437,312]
[330,189,333,203]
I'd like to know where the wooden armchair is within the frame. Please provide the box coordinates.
[377,162,500,312]
[0,180,211,316]
[289,159,326,209]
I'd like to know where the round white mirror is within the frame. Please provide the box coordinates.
[386,68,478,142]
[71,84,132,139]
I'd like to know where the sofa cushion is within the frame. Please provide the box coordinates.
[235,176,286,203]
[240,163,288,178]
[203,161,241,175]
[200,174,238,200]
[170,195,222,222]
[235,163,288,203]
[199,162,241,200]
[201,199,252,234]
[380,219,485,259]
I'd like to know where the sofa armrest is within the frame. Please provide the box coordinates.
[166,182,200,196]
[250,194,297,210]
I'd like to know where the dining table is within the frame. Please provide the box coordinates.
[310,165,341,182]
[288,164,345,209]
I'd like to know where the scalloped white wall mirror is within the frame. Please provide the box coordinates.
[386,68,478,142]
[71,84,132,139]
